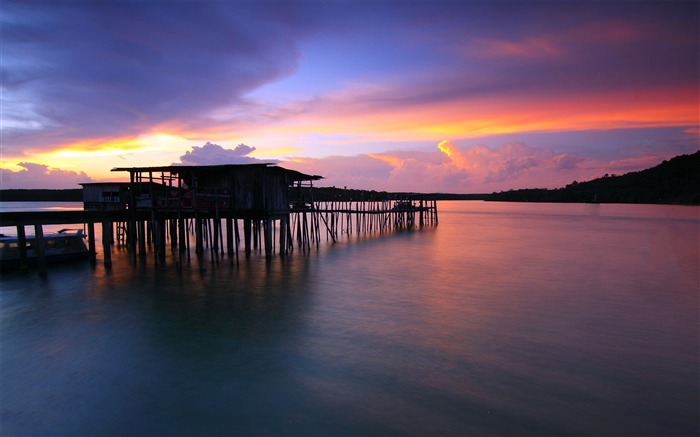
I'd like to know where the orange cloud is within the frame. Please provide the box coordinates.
[368,153,404,168]
[0,133,193,181]
[274,80,697,146]
[437,140,472,169]
[437,140,454,157]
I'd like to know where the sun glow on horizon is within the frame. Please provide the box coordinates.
[0,133,196,181]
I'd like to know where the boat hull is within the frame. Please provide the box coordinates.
[0,229,90,271]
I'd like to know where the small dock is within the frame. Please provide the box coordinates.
[0,164,437,273]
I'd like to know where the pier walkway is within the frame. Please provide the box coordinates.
[1,198,437,274]
[2,163,437,273]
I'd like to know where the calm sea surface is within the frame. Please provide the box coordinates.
[1,201,698,436]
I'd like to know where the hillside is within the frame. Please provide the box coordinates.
[486,151,699,205]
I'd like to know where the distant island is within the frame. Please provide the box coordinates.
[1,151,698,205]
[0,188,83,202]
[484,151,699,205]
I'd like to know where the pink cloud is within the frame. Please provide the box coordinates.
[437,141,555,186]
[469,37,562,58]
[284,140,679,194]
[553,154,586,170]
[176,142,276,165]
[0,162,93,189]
[283,155,394,190]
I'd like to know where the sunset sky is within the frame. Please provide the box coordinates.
[1,0,698,193]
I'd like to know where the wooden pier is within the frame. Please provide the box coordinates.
[0,164,437,273]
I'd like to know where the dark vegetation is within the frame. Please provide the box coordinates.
[306,152,699,204]
[1,152,697,205]
[485,151,699,205]
[0,189,82,202]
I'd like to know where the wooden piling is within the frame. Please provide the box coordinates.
[226,218,234,257]
[243,219,252,257]
[264,219,273,260]
[16,225,28,272]
[33,224,46,275]
[279,217,288,256]
[102,221,112,268]
[138,220,147,258]
[87,222,96,263]
[195,218,203,256]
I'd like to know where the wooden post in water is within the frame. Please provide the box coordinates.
[87,222,97,263]
[169,219,177,251]
[213,218,221,256]
[157,218,166,264]
[243,219,252,257]
[102,221,112,268]
[33,224,46,275]
[419,199,424,227]
[226,218,234,257]
[177,217,186,268]
[234,218,240,262]
[252,221,259,251]
[263,218,273,260]
[16,225,28,272]
[194,218,203,256]
[279,216,288,256]
[128,171,136,256]
[138,220,147,257]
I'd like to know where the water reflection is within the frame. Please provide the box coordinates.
[2,201,698,436]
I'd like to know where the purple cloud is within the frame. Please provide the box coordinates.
[2,1,315,153]
[1,0,696,193]
[176,142,276,165]
[0,162,93,189]
[553,154,586,170]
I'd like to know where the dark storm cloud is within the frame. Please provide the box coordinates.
[2,0,314,150]
[318,1,698,111]
[3,0,696,147]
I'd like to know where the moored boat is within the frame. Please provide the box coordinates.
[0,228,89,270]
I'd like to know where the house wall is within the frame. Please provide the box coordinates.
[193,167,291,215]
[82,184,127,211]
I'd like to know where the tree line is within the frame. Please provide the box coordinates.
[1,151,697,205]
[486,151,699,205]
[0,189,83,202]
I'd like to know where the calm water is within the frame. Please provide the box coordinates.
[1,201,698,436]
